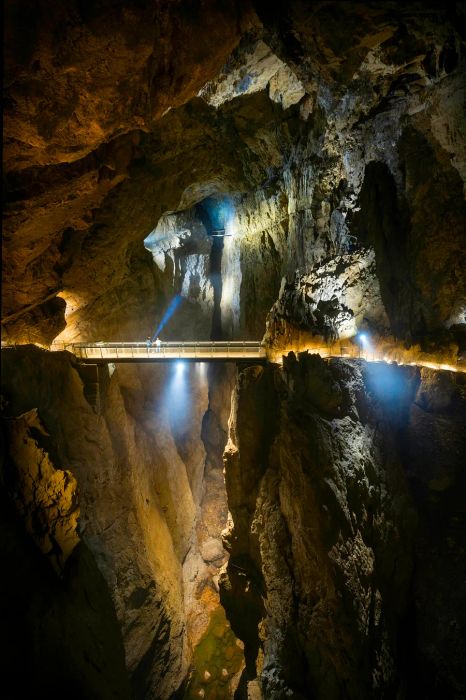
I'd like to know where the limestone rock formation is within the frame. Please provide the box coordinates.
[144,209,214,340]
[4,409,79,571]
[1,347,209,698]
[4,1,465,349]
[1,345,243,699]
[3,0,257,342]
[221,354,466,698]
[0,498,132,700]
[264,249,389,351]
[4,408,80,574]
[2,2,466,699]
[199,38,305,110]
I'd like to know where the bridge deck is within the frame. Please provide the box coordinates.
[3,341,461,373]
[66,341,267,363]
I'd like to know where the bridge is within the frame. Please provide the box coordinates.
[2,340,462,373]
[61,340,268,363]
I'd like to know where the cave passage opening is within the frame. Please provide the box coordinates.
[2,2,466,698]
[196,195,237,341]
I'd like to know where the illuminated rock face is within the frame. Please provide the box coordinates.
[2,2,466,699]
[3,2,465,349]
[2,346,464,698]
[199,39,305,109]
[222,355,466,698]
[0,347,235,699]
[144,210,213,341]
[4,408,80,574]
[2,0,256,343]
[264,249,389,350]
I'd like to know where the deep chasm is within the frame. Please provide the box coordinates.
[2,2,466,699]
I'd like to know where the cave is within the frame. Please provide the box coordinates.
[2,2,466,699]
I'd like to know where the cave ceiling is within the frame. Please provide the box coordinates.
[2,0,465,350]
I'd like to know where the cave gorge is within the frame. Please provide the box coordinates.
[2,2,466,699]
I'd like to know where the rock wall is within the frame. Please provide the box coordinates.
[221,354,466,698]
[2,349,464,699]
[0,492,131,700]
[4,407,80,575]
[2,3,466,699]
[264,249,389,349]
[4,2,465,352]
[0,346,238,699]
[3,0,257,342]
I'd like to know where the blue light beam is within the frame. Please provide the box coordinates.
[151,295,182,342]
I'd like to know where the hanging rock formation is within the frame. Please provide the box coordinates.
[1,2,466,699]
[3,1,465,349]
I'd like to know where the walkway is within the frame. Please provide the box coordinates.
[64,341,267,363]
[3,340,461,373]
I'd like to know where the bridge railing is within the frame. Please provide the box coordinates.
[277,344,383,363]
[48,341,379,362]
[66,341,267,360]
[7,340,463,372]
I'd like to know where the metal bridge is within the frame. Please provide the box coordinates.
[3,340,462,373]
[63,341,267,363]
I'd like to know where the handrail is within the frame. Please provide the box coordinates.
[69,340,264,348]
[59,340,267,362]
[5,340,463,372]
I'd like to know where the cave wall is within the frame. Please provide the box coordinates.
[2,346,464,698]
[0,346,237,699]
[351,131,466,340]
[3,0,257,342]
[258,1,466,352]
[4,2,465,349]
[2,3,466,699]
[221,355,466,698]
[0,492,131,700]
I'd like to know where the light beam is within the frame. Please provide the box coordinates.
[151,295,182,342]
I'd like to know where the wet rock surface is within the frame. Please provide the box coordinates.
[222,354,466,698]
[181,606,245,700]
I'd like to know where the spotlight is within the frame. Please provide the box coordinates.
[358,332,368,343]
[176,361,185,373]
